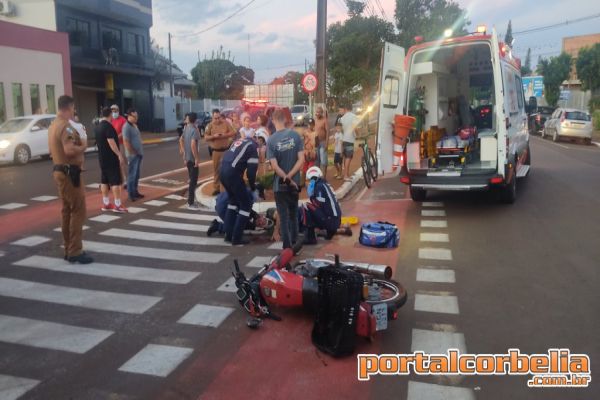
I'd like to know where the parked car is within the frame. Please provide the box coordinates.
[542,108,593,144]
[290,104,310,126]
[176,111,212,138]
[528,106,555,134]
[0,114,56,165]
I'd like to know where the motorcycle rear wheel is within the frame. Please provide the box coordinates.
[365,279,407,317]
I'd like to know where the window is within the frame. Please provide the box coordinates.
[102,27,122,50]
[127,33,146,55]
[383,75,399,108]
[12,83,24,117]
[65,17,90,47]
[32,118,53,131]
[46,85,56,114]
[30,84,41,114]
[0,83,5,124]
[515,75,524,111]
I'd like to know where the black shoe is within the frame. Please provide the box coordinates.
[207,220,219,237]
[211,190,221,196]
[135,193,145,199]
[232,238,250,246]
[67,252,94,264]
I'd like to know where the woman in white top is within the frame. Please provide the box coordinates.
[239,115,255,139]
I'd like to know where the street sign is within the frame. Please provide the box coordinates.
[301,72,318,93]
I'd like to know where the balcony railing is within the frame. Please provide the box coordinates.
[69,46,154,72]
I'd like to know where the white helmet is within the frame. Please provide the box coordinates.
[306,166,323,180]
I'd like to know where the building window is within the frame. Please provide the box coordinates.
[127,33,146,55]
[0,83,6,124]
[102,27,122,51]
[66,17,90,47]
[46,85,56,114]
[30,84,41,114]
[12,83,24,117]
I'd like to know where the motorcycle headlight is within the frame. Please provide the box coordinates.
[0,140,11,149]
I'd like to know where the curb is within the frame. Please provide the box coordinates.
[195,168,364,213]
[84,136,179,153]
[593,141,600,148]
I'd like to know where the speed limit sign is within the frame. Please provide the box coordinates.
[301,72,318,93]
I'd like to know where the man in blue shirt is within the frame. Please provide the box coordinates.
[122,108,144,201]
[221,137,259,245]
[267,109,304,249]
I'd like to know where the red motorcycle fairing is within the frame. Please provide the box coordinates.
[260,269,304,307]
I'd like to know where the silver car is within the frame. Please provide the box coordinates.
[542,108,593,144]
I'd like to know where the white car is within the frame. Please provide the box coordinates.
[542,108,593,144]
[0,114,56,165]
[290,104,310,126]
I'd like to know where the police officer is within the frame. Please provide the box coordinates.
[300,166,342,245]
[221,137,259,245]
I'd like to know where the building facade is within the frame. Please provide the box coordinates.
[55,0,154,130]
[560,33,600,110]
[0,20,71,123]
[0,0,154,129]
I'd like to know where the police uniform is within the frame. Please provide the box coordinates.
[48,116,86,258]
[301,177,341,241]
[220,138,259,243]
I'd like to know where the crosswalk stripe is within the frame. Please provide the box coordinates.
[419,248,452,261]
[89,214,121,223]
[83,240,227,263]
[126,207,147,214]
[131,218,208,232]
[157,211,218,222]
[407,381,475,400]
[419,233,449,243]
[10,236,51,247]
[0,203,27,210]
[143,200,168,207]
[100,228,229,246]
[268,242,283,250]
[217,277,238,293]
[421,202,444,207]
[414,293,459,314]
[411,328,467,354]
[164,194,186,201]
[246,256,274,268]
[420,220,448,228]
[0,315,113,354]
[54,225,90,232]
[177,304,234,328]
[118,344,193,377]
[0,374,40,400]
[421,209,446,217]
[13,255,200,284]
[31,195,58,202]
[0,277,161,314]
[416,268,456,283]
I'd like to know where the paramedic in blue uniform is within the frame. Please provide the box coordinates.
[301,166,342,244]
[206,184,265,236]
[220,137,259,245]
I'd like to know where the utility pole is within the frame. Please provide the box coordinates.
[315,0,327,107]
[168,32,173,97]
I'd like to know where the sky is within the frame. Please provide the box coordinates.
[150,0,600,83]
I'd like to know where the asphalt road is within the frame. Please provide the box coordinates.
[0,134,598,399]
[0,140,211,205]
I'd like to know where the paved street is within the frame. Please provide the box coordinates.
[0,136,598,399]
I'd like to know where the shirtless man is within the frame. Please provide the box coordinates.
[314,106,330,177]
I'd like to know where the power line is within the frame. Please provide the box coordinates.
[513,12,600,36]
[373,0,389,20]
[175,0,257,38]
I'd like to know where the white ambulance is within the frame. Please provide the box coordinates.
[376,28,530,203]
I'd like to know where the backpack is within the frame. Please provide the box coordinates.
[311,266,364,357]
[359,221,400,248]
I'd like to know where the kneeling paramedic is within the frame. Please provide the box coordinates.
[300,166,342,245]
[221,137,259,245]
[207,185,266,236]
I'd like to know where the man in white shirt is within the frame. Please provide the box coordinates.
[338,105,358,181]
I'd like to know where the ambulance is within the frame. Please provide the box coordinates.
[376,27,530,203]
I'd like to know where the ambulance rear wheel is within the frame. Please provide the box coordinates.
[410,186,426,202]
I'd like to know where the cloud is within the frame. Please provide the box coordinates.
[218,23,245,35]
[260,32,279,44]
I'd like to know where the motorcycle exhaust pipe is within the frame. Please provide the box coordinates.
[349,263,393,280]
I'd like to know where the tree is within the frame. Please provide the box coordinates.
[345,0,366,17]
[521,48,532,76]
[537,53,572,107]
[328,15,396,105]
[271,71,309,104]
[504,20,513,45]
[394,0,469,50]
[576,43,600,92]
[190,46,254,99]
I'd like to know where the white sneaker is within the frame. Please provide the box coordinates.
[186,202,201,210]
